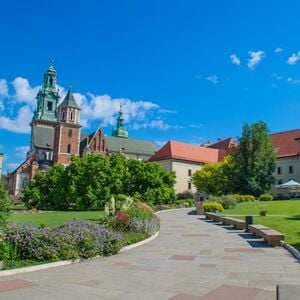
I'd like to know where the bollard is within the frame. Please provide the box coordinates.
[245,216,253,231]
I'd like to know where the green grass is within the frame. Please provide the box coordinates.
[9,211,105,228]
[122,232,148,246]
[223,200,300,250]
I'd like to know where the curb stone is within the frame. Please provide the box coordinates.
[0,230,160,277]
[281,241,300,262]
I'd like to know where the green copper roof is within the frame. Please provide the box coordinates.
[112,105,128,138]
[106,136,156,155]
[59,89,80,109]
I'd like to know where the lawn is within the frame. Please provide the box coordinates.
[223,200,300,250]
[9,211,105,228]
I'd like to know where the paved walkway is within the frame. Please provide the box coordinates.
[0,209,299,300]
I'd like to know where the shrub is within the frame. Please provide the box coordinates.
[232,194,255,203]
[259,193,273,201]
[259,210,267,216]
[129,216,160,236]
[211,195,236,209]
[0,179,12,229]
[176,190,194,200]
[4,221,122,262]
[202,202,224,213]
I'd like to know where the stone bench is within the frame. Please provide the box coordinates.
[248,224,271,237]
[259,229,285,246]
[219,216,245,230]
[205,212,223,222]
[277,284,300,300]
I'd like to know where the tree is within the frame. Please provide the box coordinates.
[0,179,12,229]
[192,156,235,196]
[232,121,276,196]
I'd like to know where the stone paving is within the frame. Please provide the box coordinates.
[0,209,299,299]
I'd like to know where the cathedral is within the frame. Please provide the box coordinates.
[7,63,157,196]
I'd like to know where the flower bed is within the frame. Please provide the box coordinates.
[1,221,122,269]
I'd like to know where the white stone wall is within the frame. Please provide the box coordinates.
[155,159,202,194]
[271,155,300,196]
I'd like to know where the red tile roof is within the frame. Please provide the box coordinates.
[270,129,300,158]
[208,137,237,149]
[149,141,219,164]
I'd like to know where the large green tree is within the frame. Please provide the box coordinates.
[232,121,276,196]
[192,156,235,196]
[22,154,176,210]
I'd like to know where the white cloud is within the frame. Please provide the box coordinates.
[0,76,177,134]
[247,50,265,70]
[0,105,32,133]
[287,77,300,84]
[206,75,218,84]
[131,120,182,130]
[189,124,203,128]
[0,79,8,97]
[16,146,30,158]
[274,48,283,53]
[12,77,40,107]
[287,51,300,65]
[230,54,241,65]
[272,73,283,80]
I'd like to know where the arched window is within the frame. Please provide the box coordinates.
[70,112,73,120]
[67,144,71,153]
[68,129,72,137]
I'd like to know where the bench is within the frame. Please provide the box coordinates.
[219,216,245,230]
[277,284,300,300]
[259,229,285,246]
[248,224,271,237]
[205,212,223,222]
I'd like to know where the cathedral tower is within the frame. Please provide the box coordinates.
[112,104,128,138]
[53,89,81,164]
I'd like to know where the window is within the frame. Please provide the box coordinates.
[278,180,283,185]
[188,169,192,176]
[47,101,53,111]
[70,112,73,120]
[277,167,281,175]
[289,165,294,174]
[62,111,65,120]
[188,182,192,190]
[68,129,72,137]
[67,144,71,153]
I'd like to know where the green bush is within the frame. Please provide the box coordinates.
[0,179,12,229]
[259,210,267,216]
[202,202,224,212]
[176,190,194,200]
[210,195,236,209]
[232,194,255,203]
[259,193,273,201]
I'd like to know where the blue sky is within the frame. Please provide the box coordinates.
[1,0,300,172]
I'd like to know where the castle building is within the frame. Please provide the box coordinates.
[7,64,156,196]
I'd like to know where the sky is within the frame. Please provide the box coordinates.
[1,0,300,173]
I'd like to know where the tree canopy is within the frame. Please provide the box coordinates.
[22,154,176,210]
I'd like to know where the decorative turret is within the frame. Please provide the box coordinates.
[53,88,81,165]
[57,88,80,124]
[33,61,60,122]
[112,104,128,138]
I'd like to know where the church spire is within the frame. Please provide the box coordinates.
[112,104,128,138]
[33,61,60,122]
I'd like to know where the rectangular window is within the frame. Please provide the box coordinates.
[188,182,192,190]
[67,144,71,153]
[289,165,293,174]
[188,169,192,176]
[277,167,281,175]
[47,101,53,111]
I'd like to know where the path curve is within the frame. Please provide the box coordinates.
[1,209,299,300]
